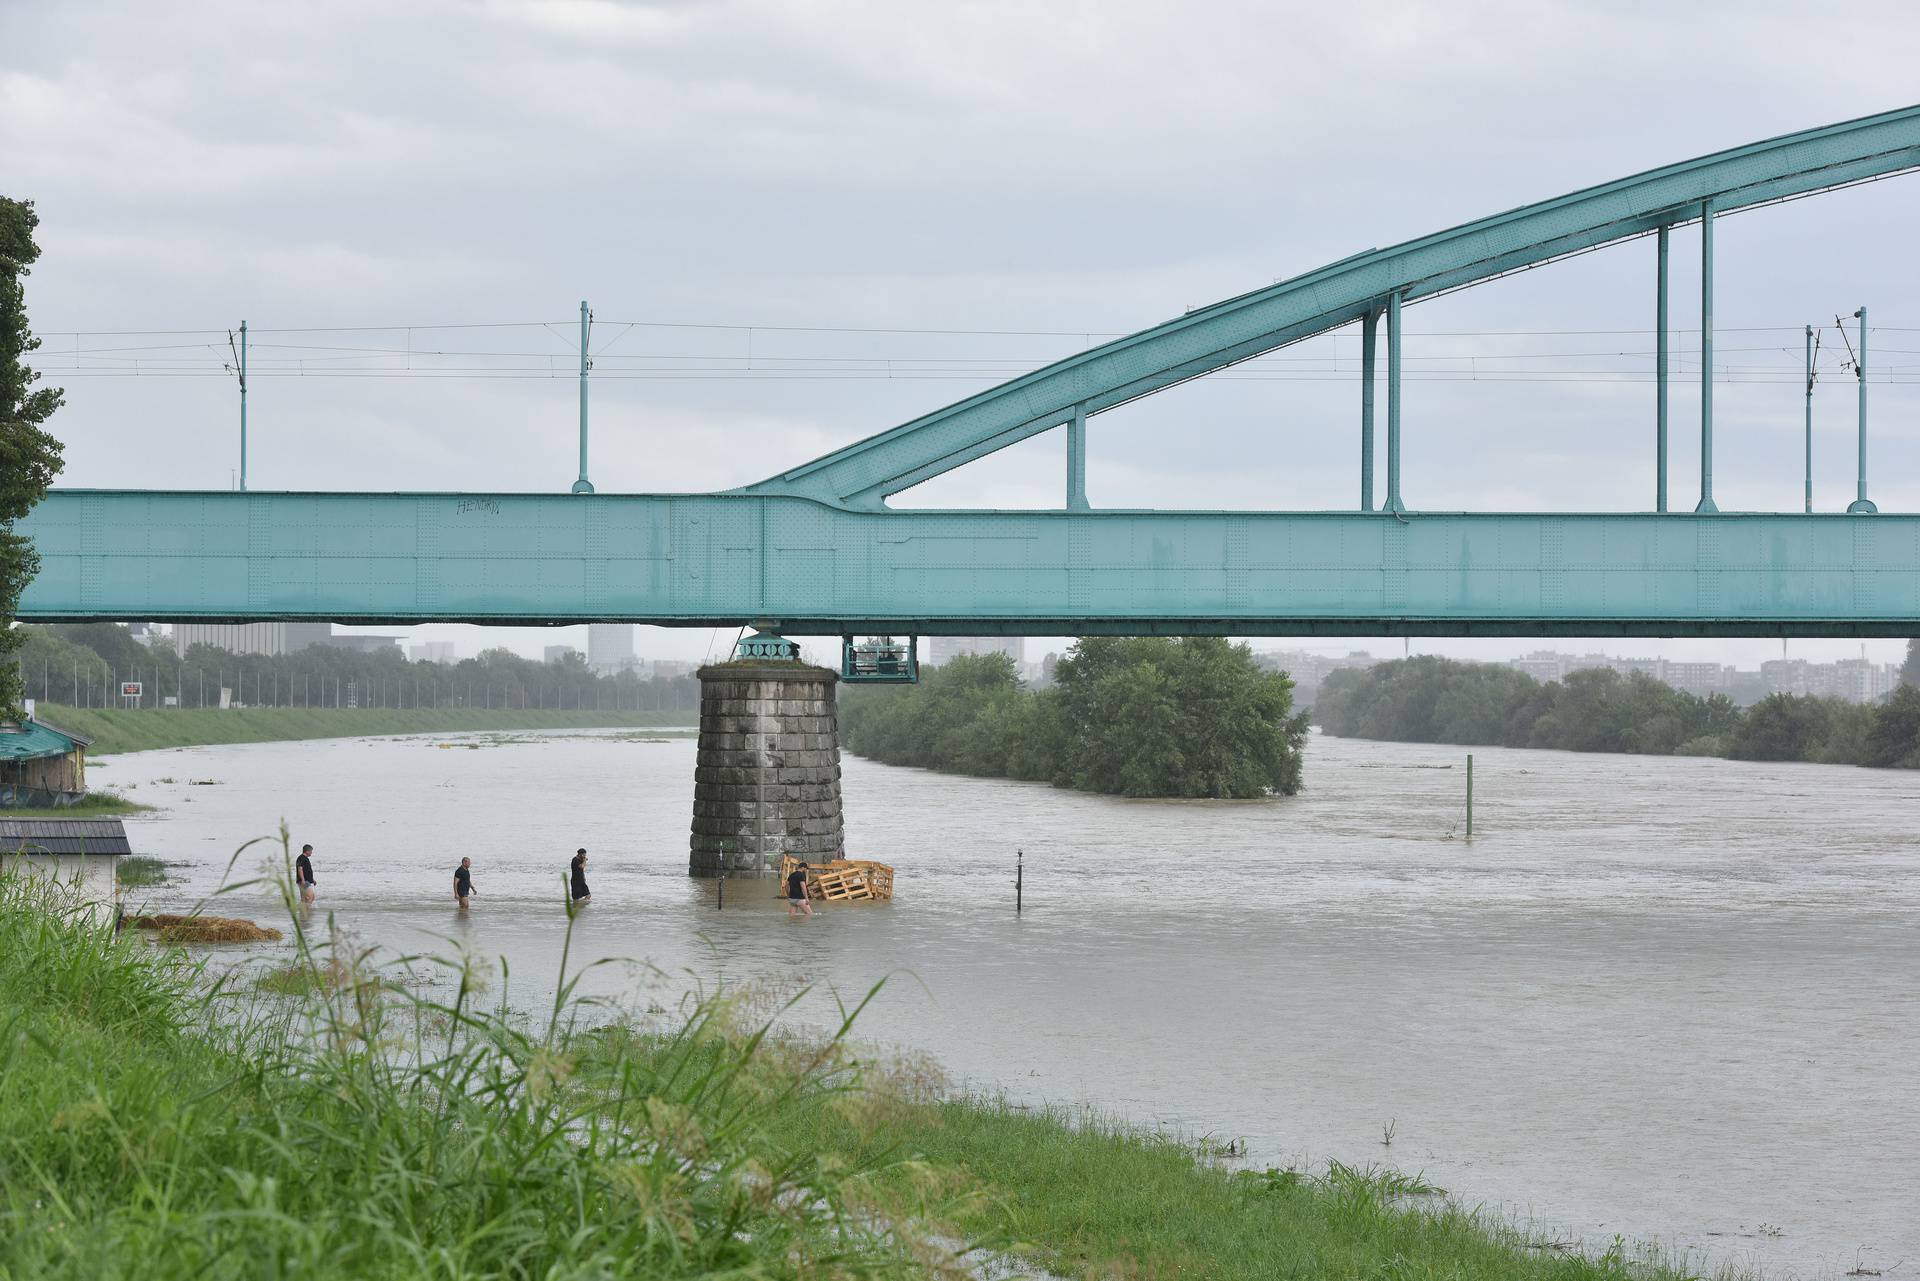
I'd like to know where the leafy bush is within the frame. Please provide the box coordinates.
[842,639,1309,798]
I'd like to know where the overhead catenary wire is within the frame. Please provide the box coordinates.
[37,319,1920,341]
[29,315,1920,389]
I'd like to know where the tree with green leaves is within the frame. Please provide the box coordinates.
[1865,682,1920,768]
[1049,636,1309,797]
[1,197,66,720]
[841,638,1309,799]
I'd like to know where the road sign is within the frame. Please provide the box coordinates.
[120,681,143,697]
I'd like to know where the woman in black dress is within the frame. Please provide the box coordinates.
[570,848,590,903]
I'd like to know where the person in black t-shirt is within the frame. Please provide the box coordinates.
[570,848,590,903]
[784,859,813,919]
[453,857,474,910]
[295,844,317,904]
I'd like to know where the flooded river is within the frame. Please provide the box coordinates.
[109,729,1919,1278]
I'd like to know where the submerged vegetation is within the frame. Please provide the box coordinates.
[121,911,283,943]
[0,786,150,818]
[113,854,170,887]
[841,638,1311,798]
[0,849,1736,1280]
[1317,656,1920,768]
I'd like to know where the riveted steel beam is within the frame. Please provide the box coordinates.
[18,490,1920,638]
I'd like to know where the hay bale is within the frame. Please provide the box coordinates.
[125,913,282,943]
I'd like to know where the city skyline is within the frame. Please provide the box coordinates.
[143,621,1908,707]
[320,622,1910,675]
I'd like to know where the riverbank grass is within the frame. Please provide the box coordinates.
[0,861,1734,1281]
[716,1061,1728,1280]
[0,867,979,1279]
[32,704,696,755]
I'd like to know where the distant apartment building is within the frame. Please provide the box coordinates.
[1658,661,1729,698]
[651,659,697,681]
[1255,649,1379,706]
[1500,649,1897,706]
[324,634,405,655]
[410,641,457,665]
[1760,657,1899,704]
[1514,651,1660,681]
[174,622,332,657]
[173,623,403,658]
[1509,651,1569,682]
[544,645,582,664]
[588,623,637,674]
[926,636,1026,667]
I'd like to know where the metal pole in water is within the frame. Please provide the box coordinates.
[1465,754,1474,838]
[572,300,595,494]
[1016,849,1023,914]
[717,865,724,910]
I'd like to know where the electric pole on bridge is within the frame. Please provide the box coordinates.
[573,299,595,494]
[226,320,248,490]
[1841,308,1874,514]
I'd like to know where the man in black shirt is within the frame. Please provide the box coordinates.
[784,859,813,919]
[295,844,316,904]
[453,857,474,910]
[570,848,590,903]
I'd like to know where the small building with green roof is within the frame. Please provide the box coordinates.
[0,704,92,808]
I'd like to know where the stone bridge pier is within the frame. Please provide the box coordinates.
[689,653,843,877]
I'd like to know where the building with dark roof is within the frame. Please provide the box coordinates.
[0,818,132,857]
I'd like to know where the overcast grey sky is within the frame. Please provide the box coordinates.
[6,0,1918,668]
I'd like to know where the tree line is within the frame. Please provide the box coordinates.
[839,637,1310,798]
[14,623,702,714]
[1,197,66,720]
[1314,651,1920,768]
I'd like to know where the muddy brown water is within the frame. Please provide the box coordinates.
[109,729,1920,1278]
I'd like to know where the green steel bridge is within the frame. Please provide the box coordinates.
[18,105,1920,639]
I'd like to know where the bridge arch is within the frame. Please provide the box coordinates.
[744,105,1920,511]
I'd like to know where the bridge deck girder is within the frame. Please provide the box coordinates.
[16,490,1920,638]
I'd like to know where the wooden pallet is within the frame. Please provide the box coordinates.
[780,855,894,902]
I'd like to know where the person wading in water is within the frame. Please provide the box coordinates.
[295,844,317,905]
[453,857,474,911]
[785,859,813,919]
[570,848,590,904]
